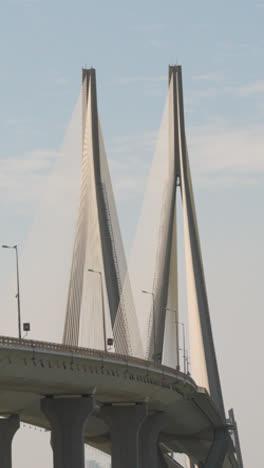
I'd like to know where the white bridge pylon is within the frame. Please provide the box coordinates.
[63,66,225,418]
[144,66,225,417]
[63,69,142,358]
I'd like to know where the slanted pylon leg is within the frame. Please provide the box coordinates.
[41,396,95,468]
[139,412,166,468]
[203,428,230,468]
[0,415,20,468]
[101,403,147,468]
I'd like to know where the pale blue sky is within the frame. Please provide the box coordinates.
[1,1,264,466]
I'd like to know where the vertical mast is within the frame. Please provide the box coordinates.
[63,69,131,354]
[148,65,225,416]
[147,68,179,366]
[171,65,225,417]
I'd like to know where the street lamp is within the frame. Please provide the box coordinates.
[88,269,107,352]
[142,289,157,361]
[166,307,186,374]
[2,244,22,340]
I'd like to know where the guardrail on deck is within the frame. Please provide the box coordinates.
[0,335,194,385]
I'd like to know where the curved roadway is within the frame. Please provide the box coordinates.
[0,336,237,467]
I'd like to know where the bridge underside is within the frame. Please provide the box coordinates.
[0,340,238,467]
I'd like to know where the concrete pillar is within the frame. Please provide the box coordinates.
[203,428,230,468]
[41,396,95,468]
[139,412,166,468]
[0,415,20,468]
[101,403,147,468]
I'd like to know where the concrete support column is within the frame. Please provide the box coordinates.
[203,428,230,468]
[139,412,166,468]
[0,415,20,468]
[101,403,147,468]
[41,396,95,468]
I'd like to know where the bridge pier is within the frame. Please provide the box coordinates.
[139,411,166,468]
[41,396,95,468]
[0,415,20,468]
[101,405,169,468]
[101,403,147,468]
[203,428,230,468]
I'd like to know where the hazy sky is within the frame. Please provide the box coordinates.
[1,0,264,466]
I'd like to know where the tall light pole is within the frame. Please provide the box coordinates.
[142,289,157,361]
[166,307,186,374]
[88,269,107,352]
[2,244,22,340]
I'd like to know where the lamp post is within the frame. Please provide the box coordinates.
[166,307,186,374]
[2,244,22,340]
[88,268,107,352]
[142,290,157,361]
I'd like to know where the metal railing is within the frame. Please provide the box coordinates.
[0,335,195,384]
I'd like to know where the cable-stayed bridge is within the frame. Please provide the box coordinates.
[0,66,243,468]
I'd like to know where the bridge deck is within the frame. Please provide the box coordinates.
[0,336,237,467]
